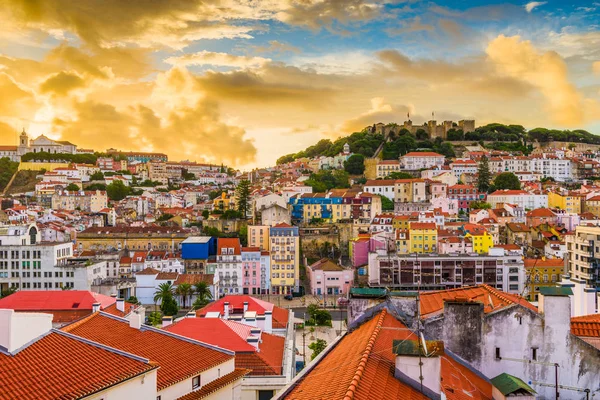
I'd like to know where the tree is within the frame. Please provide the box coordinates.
[175,283,194,309]
[469,201,492,210]
[85,183,106,191]
[415,129,429,140]
[344,154,365,175]
[0,157,18,191]
[90,171,104,181]
[65,183,80,191]
[236,179,251,217]
[182,169,196,180]
[477,155,491,193]
[307,304,332,326]
[0,287,17,299]
[161,294,179,316]
[380,195,394,211]
[387,172,414,179]
[154,282,174,305]
[157,213,174,221]
[193,281,213,309]
[127,296,140,305]
[147,311,162,327]
[202,210,209,219]
[309,339,327,360]
[106,180,131,201]
[494,172,521,190]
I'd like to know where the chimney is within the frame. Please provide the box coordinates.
[186,310,196,318]
[129,309,142,330]
[264,310,272,333]
[0,309,53,353]
[243,301,249,313]
[250,328,262,340]
[92,302,101,313]
[394,339,443,395]
[116,298,125,312]
[162,316,173,328]
[110,293,117,298]
[223,301,230,319]
[246,335,260,349]
[584,288,597,315]
[539,287,572,334]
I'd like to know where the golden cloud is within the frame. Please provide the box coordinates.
[165,51,271,68]
[40,71,85,96]
[594,61,600,75]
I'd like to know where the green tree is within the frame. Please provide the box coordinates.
[415,129,429,140]
[380,195,394,211]
[127,296,140,305]
[193,281,213,309]
[66,183,81,192]
[85,183,106,191]
[161,294,179,316]
[90,171,104,181]
[202,210,209,219]
[147,311,162,327]
[221,209,244,219]
[469,201,492,210]
[0,157,18,191]
[387,172,414,179]
[494,172,521,190]
[157,213,174,221]
[175,283,194,308]
[236,179,251,217]
[1,287,17,299]
[344,154,365,175]
[239,224,248,246]
[106,180,131,201]
[307,304,332,326]
[477,155,491,193]
[182,169,196,180]
[309,339,328,360]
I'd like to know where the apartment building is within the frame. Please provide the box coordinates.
[376,160,401,178]
[51,189,108,212]
[487,189,548,210]
[269,223,299,294]
[400,152,445,170]
[566,225,600,288]
[289,189,381,224]
[148,160,169,184]
[216,238,243,295]
[248,224,271,251]
[394,179,426,203]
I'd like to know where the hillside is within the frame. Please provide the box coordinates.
[0,158,19,193]
[276,123,600,164]
[4,170,39,195]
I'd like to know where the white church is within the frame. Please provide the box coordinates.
[0,129,78,162]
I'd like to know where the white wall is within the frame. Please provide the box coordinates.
[157,358,235,400]
[0,310,52,353]
[87,370,157,400]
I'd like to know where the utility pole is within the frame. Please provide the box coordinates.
[302,312,306,366]
[416,293,424,394]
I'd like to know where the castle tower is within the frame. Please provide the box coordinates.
[17,128,29,155]
[343,142,350,155]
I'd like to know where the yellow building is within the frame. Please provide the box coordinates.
[392,215,411,230]
[19,161,70,171]
[548,191,582,214]
[465,231,494,254]
[408,222,437,253]
[213,192,235,212]
[248,224,270,251]
[584,195,600,217]
[394,179,427,203]
[269,223,300,294]
[524,258,563,301]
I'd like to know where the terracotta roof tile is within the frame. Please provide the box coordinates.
[571,320,600,337]
[0,331,156,400]
[197,295,289,330]
[0,290,115,311]
[176,369,251,400]
[62,313,234,390]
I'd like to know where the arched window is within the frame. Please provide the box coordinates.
[28,226,38,245]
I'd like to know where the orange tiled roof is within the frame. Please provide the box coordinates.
[571,319,600,337]
[62,313,234,390]
[284,309,428,400]
[420,285,537,318]
[102,301,137,317]
[0,331,156,400]
[176,368,251,400]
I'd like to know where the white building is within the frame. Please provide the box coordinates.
[400,152,445,170]
[487,190,548,210]
[216,238,243,295]
[363,179,396,201]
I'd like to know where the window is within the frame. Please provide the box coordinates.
[531,347,537,361]
[495,347,501,360]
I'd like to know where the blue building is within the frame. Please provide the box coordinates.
[181,236,216,274]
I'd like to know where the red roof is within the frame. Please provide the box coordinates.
[274,222,292,228]
[63,313,234,390]
[410,222,437,230]
[197,295,289,330]
[420,285,537,318]
[526,208,556,217]
[0,291,115,311]
[489,190,529,196]
[166,318,285,375]
[217,237,241,255]
[0,331,156,400]
[176,368,251,400]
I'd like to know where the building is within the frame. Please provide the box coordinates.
[524,258,564,301]
[394,179,427,203]
[446,184,486,212]
[62,311,243,400]
[376,160,401,178]
[408,222,438,253]
[363,179,396,201]
[181,236,216,274]
[148,161,169,184]
[450,159,478,178]
[0,309,159,400]
[241,246,270,295]
[51,189,108,212]
[269,223,300,294]
[368,247,526,294]
[487,190,548,210]
[0,129,79,161]
[0,290,137,326]
[107,149,168,163]
[166,314,294,399]
[216,237,243,296]
[548,191,583,214]
[289,189,381,224]
[306,258,354,296]
[248,224,270,251]
[566,225,600,288]
[261,203,291,226]
[465,231,494,254]
[400,152,445,170]
[76,226,190,252]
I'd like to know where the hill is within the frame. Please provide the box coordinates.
[276,123,600,164]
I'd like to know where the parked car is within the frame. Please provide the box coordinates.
[284,294,293,300]
[337,297,349,307]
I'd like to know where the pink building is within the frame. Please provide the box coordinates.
[307,259,353,296]
[241,247,262,295]
[350,235,370,267]
[438,237,473,254]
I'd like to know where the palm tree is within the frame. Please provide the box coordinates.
[175,283,193,309]
[193,281,213,309]
[154,282,174,306]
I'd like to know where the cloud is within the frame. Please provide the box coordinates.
[524,1,546,13]
[165,51,271,68]
[385,16,435,36]
[252,40,301,54]
[40,71,85,96]
[0,72,39,116]
[594,61,600,75]
[337,97,410,134]
[486,35,599,126]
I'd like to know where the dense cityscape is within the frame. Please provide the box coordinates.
[1,1,600,399]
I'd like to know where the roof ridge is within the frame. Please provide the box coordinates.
[62,311,101,332]
[342,309,387,400]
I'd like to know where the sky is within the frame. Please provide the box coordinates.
[0,0,599,169]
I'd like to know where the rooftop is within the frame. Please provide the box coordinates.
[197,295,289,330]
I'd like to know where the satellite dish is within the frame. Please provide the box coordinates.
[420,332,428,356]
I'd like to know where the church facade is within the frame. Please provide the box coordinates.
[0,129,78,162]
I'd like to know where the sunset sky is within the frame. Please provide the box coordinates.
[0,0,599,169]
